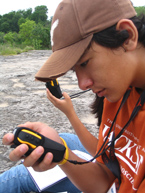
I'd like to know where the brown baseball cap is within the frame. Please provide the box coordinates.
[35,0,136,82]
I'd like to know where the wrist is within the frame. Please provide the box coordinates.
[66,109,76,119]
[59,137,69,165]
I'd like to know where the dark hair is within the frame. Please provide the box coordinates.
[92,14,145,48]
[90,14,145,127]
[91,95,104,127]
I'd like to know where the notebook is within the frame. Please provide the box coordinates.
[27,150,116,192]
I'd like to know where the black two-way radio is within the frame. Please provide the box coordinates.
[46,80,63,99]
[46,79,90,99]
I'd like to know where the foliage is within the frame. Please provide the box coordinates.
[0,11,22,33]
[21,46,34,52]
[19,19,36,45]
[31,6,48,24]
[0,44,21,55]
[135,6,145,16]
[4,32,21,45]
[0,44,34,55]
[18,17,26,26]
[0,5,49,33]
[0,32,5,44]
[0,5,51,53]
[31,23,50,49]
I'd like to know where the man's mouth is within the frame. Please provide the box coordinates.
[94,89,105,97]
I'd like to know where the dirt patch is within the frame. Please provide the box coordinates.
[0,50,98,174]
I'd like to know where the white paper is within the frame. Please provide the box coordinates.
[107,183,116,193]
[27,165,67,192]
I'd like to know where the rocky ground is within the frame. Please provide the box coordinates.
[0,50,98,175]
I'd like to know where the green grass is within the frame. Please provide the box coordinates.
[0,44,34,56]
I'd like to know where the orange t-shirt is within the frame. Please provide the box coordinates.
[96,87,145,192]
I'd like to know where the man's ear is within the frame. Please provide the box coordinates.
[116,19,138,51]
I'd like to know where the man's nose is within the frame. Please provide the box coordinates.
[76,72,93,90]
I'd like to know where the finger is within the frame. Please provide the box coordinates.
[18,121,34,129]
[33,152,54,172]
[9,144,29,161]
[23,146,44,167]
[18,122,43,133]
[47,88,61,100]
[46,89,55,103]
[46,89,61,105]
[18,121,37,129]
[46,88,54,99]
[62,92,71,99]
[2,133,14,145]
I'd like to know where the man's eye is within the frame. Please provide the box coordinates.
[71,67,75,72]
[80,60,89,67]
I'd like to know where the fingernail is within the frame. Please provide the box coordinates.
[20,145,27,153]
[36,147,43,155]
[46,153,52,160]
[7,135,13,141]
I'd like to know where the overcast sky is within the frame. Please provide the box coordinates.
[0,0,145,18]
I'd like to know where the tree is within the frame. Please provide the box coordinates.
[0,11,22,33]
[18,17,26,27]
[4,32,15,45]
[4,32,21,45]
[0,32,5,44]
[23,8,33,19]
[0,5,50,34]
[31,23,50,49]
[19,19,36,45]
[0,5,52,49]
[0,22,10,33]
[31,5,48,24]
[11,11,22,32]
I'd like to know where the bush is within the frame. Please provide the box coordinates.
[0,46,18,55]
[0,44,34,55]
[22,46,34,52]
[0,32,5,44]
[4,32,22,46]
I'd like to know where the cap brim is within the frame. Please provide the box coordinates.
[35,35,93,82]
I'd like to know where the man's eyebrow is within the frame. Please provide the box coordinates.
[80,46,90,60]
[76,46,91,65]
[72,43,92,69]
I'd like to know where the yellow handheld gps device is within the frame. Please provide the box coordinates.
[11,127,66,162]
